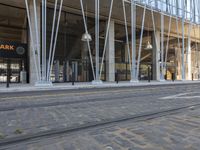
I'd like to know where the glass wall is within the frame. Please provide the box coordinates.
[0,4,28,83]
[135,0,200,23]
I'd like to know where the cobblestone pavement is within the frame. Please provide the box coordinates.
[0,84,200,149]
[3,102,200,150]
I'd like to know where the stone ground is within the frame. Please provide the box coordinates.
[3,105,200,150]
[0,83,200,149]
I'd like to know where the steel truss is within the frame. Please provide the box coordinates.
[25,0,200,85]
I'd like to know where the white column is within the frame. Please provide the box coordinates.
[105,20,115,82]
[130,0,137,82]
[152,31,161,81]
[28,0,40,84]
[160,12,165,81]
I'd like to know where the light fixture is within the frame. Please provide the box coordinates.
[81,33,92,41]
[144,20,152,50]
[145,41,153,50]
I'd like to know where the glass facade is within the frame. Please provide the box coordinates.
[0,4,28,83]
[0,0,200,84]
[136,0,200,23]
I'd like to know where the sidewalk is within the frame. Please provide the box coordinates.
[0,80,200,93]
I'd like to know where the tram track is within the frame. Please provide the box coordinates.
[0,88,197,112]
[0,103,199,149]
[0,82,199,99]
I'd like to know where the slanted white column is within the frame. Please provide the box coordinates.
[28,0,40,84]
[152,31,161,81]
[105,20,115,82]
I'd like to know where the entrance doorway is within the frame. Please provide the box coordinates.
[0,58,25,83]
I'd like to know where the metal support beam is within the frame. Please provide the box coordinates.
[80,0,95,80]
[160,12,165,81]
[92,0,102,84]
[130,0,137,82]
[122,0,131,73]
[42,0,47,81]
[24,0,39,81]
[181,0,185,80]
[47,0,58,81]
[95,0,99,81]
[136,5,146,79]
[99,0,114,78]
[33,0,41,81]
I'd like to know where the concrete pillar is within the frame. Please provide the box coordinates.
[54,60,60,82]
[66,60,70,81]
[176,47,182,80]
[185,40,192,80]
[28,0,40,84]
[124,43,130,63]
[152,31,161,81]
[105,20,115,82]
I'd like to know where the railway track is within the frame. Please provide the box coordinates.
[0,103,199,149]
[0,84,200,112]
[0,88,197,112]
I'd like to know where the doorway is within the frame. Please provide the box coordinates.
[0,58,25,83]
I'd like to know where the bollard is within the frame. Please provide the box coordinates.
[172,73,175,82]
[6,71,10,88]
[6,59,10,88]
[148,66,150,83]
[72,72,75,85]
[116,71,119,84]
[192,73,194,81]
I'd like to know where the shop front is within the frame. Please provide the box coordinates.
[0,41,28,83]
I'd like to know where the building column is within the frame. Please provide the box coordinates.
[130,0,137,82]
[124,43,130,63]
[152,31,161,81]
[185,40,192,80]
[175,47,182,80]
[54,60,60,82]
[105,20,115,82]
[28,0,40,84]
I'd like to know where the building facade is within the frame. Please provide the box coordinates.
[0,0,200,85]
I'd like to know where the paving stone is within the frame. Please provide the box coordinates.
[1,85,200,149]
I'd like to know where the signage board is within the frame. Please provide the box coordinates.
[0,41,27,58]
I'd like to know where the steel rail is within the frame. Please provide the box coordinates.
[0,89,191,112]
[0,104,199,148]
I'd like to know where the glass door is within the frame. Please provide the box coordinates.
[0,59,7,83]
[0,58,22,83]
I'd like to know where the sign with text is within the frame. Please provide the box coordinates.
[0,41,27,58]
